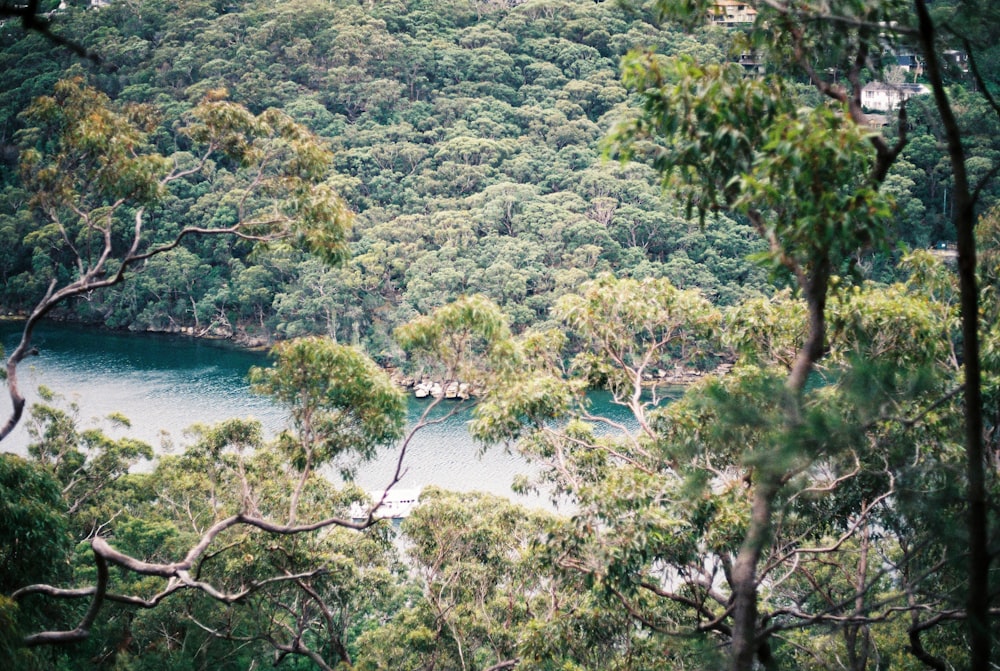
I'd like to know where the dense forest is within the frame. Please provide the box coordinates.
[2,0,1000,669]
[1,0,995,350]
[0,0,774,352]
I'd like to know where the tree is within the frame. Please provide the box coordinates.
[1,76,352,442]
[356,488,550,671]
[5,361,400,657]
[0,0,102,63]
[600,1,1000,666]
[128,420,402,671]
[457,2,997,669]
[605,54,894,669]
[0,453,71,667]
[3,294,524,663]
[907,5,999,666]
[4,1,998,666]
[2,0,780,353]
[24,387,154,519]
[249,337,407,522]
[757,3,1000,666]
[476,267,971,669]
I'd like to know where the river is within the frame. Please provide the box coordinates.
[0,321,640,508]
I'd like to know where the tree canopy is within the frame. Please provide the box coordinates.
[1,0,1000,669]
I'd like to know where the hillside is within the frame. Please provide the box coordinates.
[3,0,805,354]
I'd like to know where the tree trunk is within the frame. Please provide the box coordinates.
[914,3,990,668]
[730,477,779,671]
[728,261,829,671]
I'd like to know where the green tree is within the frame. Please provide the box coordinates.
[25,387,153,518]
[606,52,895,666]
[6,342,402,653]
[356,488,550,671]
[0,454,71,667]
[1,76,352,442]
[249,336,406,520]
[3,296,524,663]
[478,270,965,670]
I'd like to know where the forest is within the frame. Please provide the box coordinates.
[1,0,1000,669]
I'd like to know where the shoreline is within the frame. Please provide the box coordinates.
[3,314,730,394]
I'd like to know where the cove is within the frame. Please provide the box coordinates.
[0,321,639,507]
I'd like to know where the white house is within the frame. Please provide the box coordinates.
[709,0,757,26]
[861,82,929,111]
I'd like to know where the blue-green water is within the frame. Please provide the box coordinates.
[0,321,642,506]
[0,321,283,451]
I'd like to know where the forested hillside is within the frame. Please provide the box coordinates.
[3,0,1000,669]
[2,0,993,354]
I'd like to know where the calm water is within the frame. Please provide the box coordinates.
[0,321,641,507]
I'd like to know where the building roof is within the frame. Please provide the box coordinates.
[862,82,928,94]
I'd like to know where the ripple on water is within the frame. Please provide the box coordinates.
[0,321,551,506]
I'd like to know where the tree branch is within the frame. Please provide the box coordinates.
[638,579,734,636]
[15,512,368,646]
[21,546,108,646]
[756,0,918,37]
[1,0,103,64]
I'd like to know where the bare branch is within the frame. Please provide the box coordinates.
[21,546,107,647]
[363,394,471,520]
[866,384,965,432]
[89,511,372,580]
[786,453,862,501]
[15,507,365,647]
[611,584,732,637]
[540,425,657,476]
[638,580,733,636]
[768,474,895,572]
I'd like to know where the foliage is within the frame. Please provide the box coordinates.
[1,0,999,669]
[476,263,975,669]
[1,72,353,442]
[0,455,71,670]
[250,337,406,479]
[0,0,779,351]
[395,293,515,386]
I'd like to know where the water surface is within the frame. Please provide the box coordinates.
[1,321,644,507]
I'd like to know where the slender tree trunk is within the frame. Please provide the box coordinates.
[846,517,872,671]
[913,3,990,668]
[728,261,829,671]
[730,477,779,671]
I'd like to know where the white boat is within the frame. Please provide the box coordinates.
[350,488,422,520]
